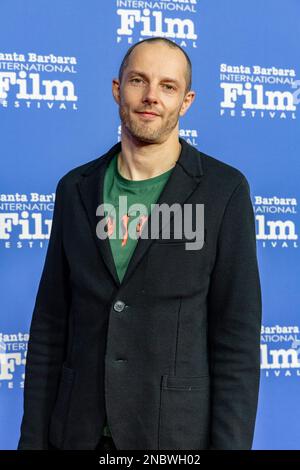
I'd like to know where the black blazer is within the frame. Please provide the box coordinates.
[17,137,262,450]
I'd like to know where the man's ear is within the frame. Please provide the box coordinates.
[112,79,121,105]
[179,91,196,117]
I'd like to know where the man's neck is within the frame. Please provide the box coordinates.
[117,133,182,181]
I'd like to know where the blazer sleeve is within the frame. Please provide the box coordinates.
[17,177,70,450]
[207,175,262,450]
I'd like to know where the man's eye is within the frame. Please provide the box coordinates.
[163,84,175,91]
[129,79,175,91]
[130,78,143,84]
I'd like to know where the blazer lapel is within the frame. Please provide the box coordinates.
[77,141,121,287]
[77,137,204,288]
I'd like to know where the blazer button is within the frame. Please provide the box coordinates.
[113,300,126,312]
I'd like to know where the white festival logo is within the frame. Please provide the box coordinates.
[221,83,296,111]
[261,344,300,369]
[0,71,78,102]
[256,215,298,241]
[117,8,197,39]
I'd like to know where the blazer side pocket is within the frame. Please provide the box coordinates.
[48,364,76,448]
[158,374,210,450]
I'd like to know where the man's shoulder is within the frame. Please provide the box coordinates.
[56,141,120,190]
[199,148,247,183]
[58,155,104,186]
[184,142,253,208]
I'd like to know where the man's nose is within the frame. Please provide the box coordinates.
[142,84,159,104]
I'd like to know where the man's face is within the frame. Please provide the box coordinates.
[113,42,194,144]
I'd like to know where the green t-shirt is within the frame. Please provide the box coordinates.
[101,152,173,438]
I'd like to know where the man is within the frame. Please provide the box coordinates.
[17,37,262,450]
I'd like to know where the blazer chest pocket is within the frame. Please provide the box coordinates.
[155,228,206,245]
[144,234,209,298]
[158,374,210,450]
[48,364,76,448]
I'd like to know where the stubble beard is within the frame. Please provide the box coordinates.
[119,103,181,144]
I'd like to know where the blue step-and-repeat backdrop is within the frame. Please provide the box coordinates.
[0,0,299,450]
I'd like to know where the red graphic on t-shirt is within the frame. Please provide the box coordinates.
[136,214,148,238]
[106,213,149,247]
[106,215,115,238]
[121,214,130,247]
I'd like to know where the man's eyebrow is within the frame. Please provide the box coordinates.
[127,70,180,86]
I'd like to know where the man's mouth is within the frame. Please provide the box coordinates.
[136,111,160,119]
